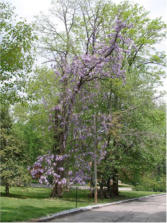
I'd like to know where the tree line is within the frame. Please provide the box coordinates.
[0,0,166,198]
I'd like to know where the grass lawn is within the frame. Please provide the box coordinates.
[0,186,162,222]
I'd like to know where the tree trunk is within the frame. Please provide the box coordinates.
[5,183,10,196]
[99,184,104,199]
[111,170,119,196]
[107,177,111,193]
[50,183,63,198]
[94,114,98,203]
[50,109,64,198]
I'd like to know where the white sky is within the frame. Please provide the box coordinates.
[8,0,167,22]
[7,0,167,99]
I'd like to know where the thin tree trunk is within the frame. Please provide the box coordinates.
[99,184,103,199]
[5,183,9,196]
[94,114,98,203]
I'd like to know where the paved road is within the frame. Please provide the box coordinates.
[51,194,166,222]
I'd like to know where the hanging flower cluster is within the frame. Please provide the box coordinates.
[30,151,91,186]
[30,153,69,185]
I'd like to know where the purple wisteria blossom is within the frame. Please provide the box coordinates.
[31,18,134,196]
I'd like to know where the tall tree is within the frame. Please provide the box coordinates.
[30,0,166,198]
[32,0,134,196]
[0,105,30,196]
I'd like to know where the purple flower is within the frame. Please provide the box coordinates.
[58,167,64,172]
[61,178,67,185]
[68,170,72,176]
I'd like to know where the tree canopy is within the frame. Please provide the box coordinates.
[1,0,166,199]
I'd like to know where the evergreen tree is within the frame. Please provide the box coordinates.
[0,105,30,196]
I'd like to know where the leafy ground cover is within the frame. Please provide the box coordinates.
[0,186,162,222]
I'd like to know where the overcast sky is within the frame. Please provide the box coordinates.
[7,0,167,98]
[8,0,167,52]
[9,0,167,21]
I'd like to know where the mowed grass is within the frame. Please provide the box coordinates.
[0,186,162,222]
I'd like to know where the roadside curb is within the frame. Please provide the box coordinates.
[33,193,166,222]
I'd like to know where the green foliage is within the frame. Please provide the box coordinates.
[0,1,37,103]
[27,67,59,104]
[135,174,166,192]
[12,67,58,164]
[92,1,166,192]
[118,103,166,188]
[0,105,31,195]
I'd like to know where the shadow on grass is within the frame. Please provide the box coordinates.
[0,193,127,204]
[0,192,50,199]
[0,187,51,199]
[0,188,92,200]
